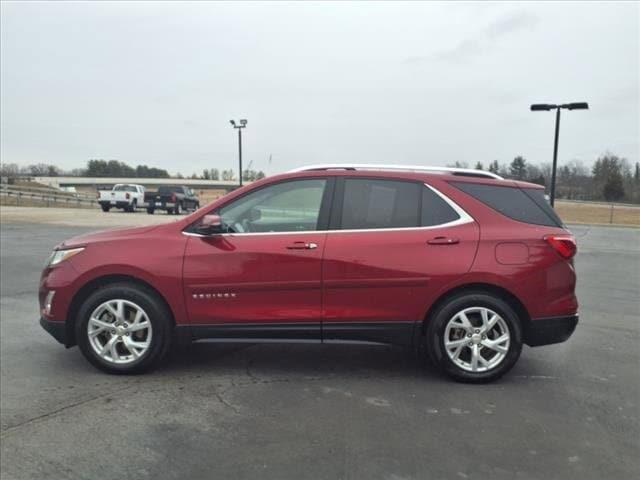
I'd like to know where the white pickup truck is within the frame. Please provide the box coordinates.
[97,184,145,212]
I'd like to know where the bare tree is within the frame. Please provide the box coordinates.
[0,162,20,177]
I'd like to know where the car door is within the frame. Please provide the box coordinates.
[182,177,333,340]
[182,187,194,209]
[184,188,194,209]
[321,177,479,345]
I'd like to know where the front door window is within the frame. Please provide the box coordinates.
[218,179,327,233]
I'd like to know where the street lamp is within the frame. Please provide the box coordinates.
[530,102,589,207]
[229,119,248,186]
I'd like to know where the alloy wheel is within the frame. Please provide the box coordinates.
[87,299,153,365]
[443,306,510,373]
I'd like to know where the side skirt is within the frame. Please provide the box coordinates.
[175,322,416,347]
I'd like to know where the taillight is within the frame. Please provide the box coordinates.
[544,234,577,259]
[126,193,130,200]
[171,193,176,202]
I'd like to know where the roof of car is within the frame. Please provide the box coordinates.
[274,164,544,189]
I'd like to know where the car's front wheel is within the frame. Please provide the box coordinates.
[426,292,523,383]
[75,283,173,374]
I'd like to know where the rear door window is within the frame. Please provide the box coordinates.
[339,179,420,229]
[451,182,563,227]
[114,185,137,192]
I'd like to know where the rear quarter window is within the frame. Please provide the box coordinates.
[421,186,460,226]
[451,182,563,227]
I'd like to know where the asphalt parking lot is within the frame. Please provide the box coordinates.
[0,218,638,480]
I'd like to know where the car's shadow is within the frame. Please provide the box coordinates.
[159,342,446,382]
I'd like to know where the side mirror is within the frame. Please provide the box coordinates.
[196,214,224,235]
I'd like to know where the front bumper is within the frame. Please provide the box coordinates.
[40,317,67,346]
[525,315,579,347]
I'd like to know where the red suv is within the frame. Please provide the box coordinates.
[39,165,578,382]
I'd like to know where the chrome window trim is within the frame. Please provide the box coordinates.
[182,183,474,238]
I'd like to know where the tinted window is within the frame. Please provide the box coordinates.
[522,188,564,227]
[452,182,562,227]
[340,179,420,229]
[421,186,460,226]
[158,186,178,194]
[114,185,137,192]
[219,179,326,233]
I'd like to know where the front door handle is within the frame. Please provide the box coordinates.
[286,241,318,250]
[427,236,459,245]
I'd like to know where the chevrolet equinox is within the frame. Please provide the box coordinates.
[39,164,578,382]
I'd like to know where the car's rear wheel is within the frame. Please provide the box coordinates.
[146,208,154,215]
[426,292,523,383]
[174,202,182,215]
[101,205,110,212]
[75,283,173,374]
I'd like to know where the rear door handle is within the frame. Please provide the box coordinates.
[286,241,318,250]
[427,236,459,245]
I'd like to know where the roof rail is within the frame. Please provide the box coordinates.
[288,164,503,180]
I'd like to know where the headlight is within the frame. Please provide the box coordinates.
[46,247,85,267]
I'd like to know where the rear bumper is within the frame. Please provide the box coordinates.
[40,317,67,346]
[99,200,130,209]
[525,315,578,347]
[148,201,176,210]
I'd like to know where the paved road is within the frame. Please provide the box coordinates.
[0,206,181,228]
[0,222,638,480]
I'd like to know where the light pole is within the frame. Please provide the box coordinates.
[229,119,248,186]
[530,102,588,207]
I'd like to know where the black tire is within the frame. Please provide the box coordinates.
[147,208,155,215]
[127,200,137,213]
[75,282,173,374]
[174,202,182,215]
[425,291,523,383]
[101,205,111,212]
[167,208,174,215]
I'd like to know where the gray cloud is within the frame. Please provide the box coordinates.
[1,2,637,174]
[485,11,539,39]
[409,10,539,64]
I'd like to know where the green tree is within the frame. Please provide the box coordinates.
[593,154,627,201]
[475,162,484,170]
[488,160,500,174]
[509,156,527,180]
[603,172,625,201]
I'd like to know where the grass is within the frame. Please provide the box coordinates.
[555,201,640,227]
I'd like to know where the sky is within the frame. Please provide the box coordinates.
[1,1,638,176]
